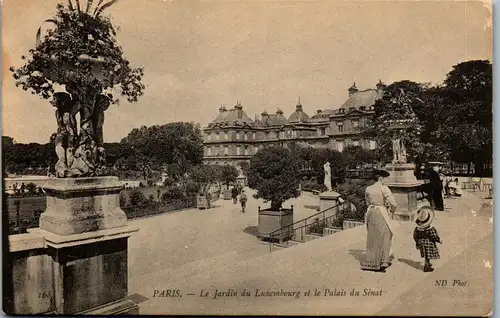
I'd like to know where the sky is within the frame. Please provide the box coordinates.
[2,0,492,144]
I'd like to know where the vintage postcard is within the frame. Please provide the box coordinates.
[2,0,493,316]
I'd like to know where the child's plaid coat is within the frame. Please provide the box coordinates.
[413,226,441,259]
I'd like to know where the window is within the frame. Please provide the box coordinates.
[224,147,228,155]
[244,133,248,141]
[337,122,344,133]
[236,146,241,155]
[279,131,285,139]
[224,132,228,140]
[244,147,249,156]
[236,132,240,140]
[207,133,211,141]
[320,128,326,136]
[292,131,297,138]
[207,147,211,156]
[352,120,359,129]
[216,133,220,141]
[353,140,360,147]
[253,132,256,140]
[369,140,376,150]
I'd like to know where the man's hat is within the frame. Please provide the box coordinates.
[372,169,391,178]
[415,206,435,229]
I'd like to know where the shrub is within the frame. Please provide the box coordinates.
[162,185,186,202]
[247,146,301,210]
[129,188,147,206]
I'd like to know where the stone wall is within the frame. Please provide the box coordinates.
[7,232,55,315]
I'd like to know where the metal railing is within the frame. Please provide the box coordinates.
[268,182,370,252]
[268,201,350,252]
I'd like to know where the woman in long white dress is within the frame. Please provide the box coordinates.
[361,169,398,273]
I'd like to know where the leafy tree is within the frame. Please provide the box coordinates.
[247,146,301,210]
[362,80,426,165]
[120,122,203,180]
[310,148,348,186]
[433,60,492,175]
[220,165,239,189]
[343,146,378,169]
[25,183,38,195]
[188,165,217,196]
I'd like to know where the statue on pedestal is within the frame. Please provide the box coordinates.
[324,162,332,192]
[52,87,111,178]
[392,138,407,164]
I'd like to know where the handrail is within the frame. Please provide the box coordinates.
[268,182,370,252]
[268,202,342,237]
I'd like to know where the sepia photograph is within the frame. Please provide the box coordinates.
[1,0,493,315]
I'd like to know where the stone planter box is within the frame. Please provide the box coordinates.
[258,207,293,242]
[222,189,232,200]
[323,227,343,236]
[343,220,364,230]
[305,233,322,242]
[197,195,210,209]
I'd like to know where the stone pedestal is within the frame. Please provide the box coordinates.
[319,191,341,212]
[40,177,128,235]
[39,176,139,315]
[384,164,423,221]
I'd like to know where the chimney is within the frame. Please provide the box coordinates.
[276,108,284,115]
[348,82,358,97]
[219,105,227,113]
[234,101,243,118]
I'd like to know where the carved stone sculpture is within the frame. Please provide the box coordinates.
[323,162,332,192]
[392,138,407,164]
[51,86,110,178]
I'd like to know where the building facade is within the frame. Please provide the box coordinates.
[203,81,386,166]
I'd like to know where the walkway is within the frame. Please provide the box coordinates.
[127,189,493,316]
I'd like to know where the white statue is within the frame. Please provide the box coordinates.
[392,138,407,164]
[323,162,332,192]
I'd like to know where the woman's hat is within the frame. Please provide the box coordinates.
[415,206,435,229]
[372,169,391,178]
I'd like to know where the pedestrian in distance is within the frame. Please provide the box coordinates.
[239,189,247,213]
[413,206,442,272]
[231,186,238,204]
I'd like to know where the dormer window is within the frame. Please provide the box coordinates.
[369,105,374,110]
[360,106,366,111]
[338,109,345,114]
[352,120,359,129]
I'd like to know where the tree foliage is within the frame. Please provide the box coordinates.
[10,2,144,104]
[247,146,301,210]
[119,122,204,179]
[219,165,239,188]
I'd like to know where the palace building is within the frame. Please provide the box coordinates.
[203,81,386,166]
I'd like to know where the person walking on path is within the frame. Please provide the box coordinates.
[231,186,238,204]
[239,189,248,213]
[428,166,444,211]
[361,169,398,273]
[413,206,442,272]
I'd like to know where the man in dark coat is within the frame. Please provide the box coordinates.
[428,166,444,211]
[231,187,238,204]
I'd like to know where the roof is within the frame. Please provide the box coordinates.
[310,109,335,122]
[339,89,380,110]
[256,110,288,127]
[210,104,254,126]
[288,108,310,123]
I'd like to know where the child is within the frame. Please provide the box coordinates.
[413,206,443,272]
[239,189,248,213]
